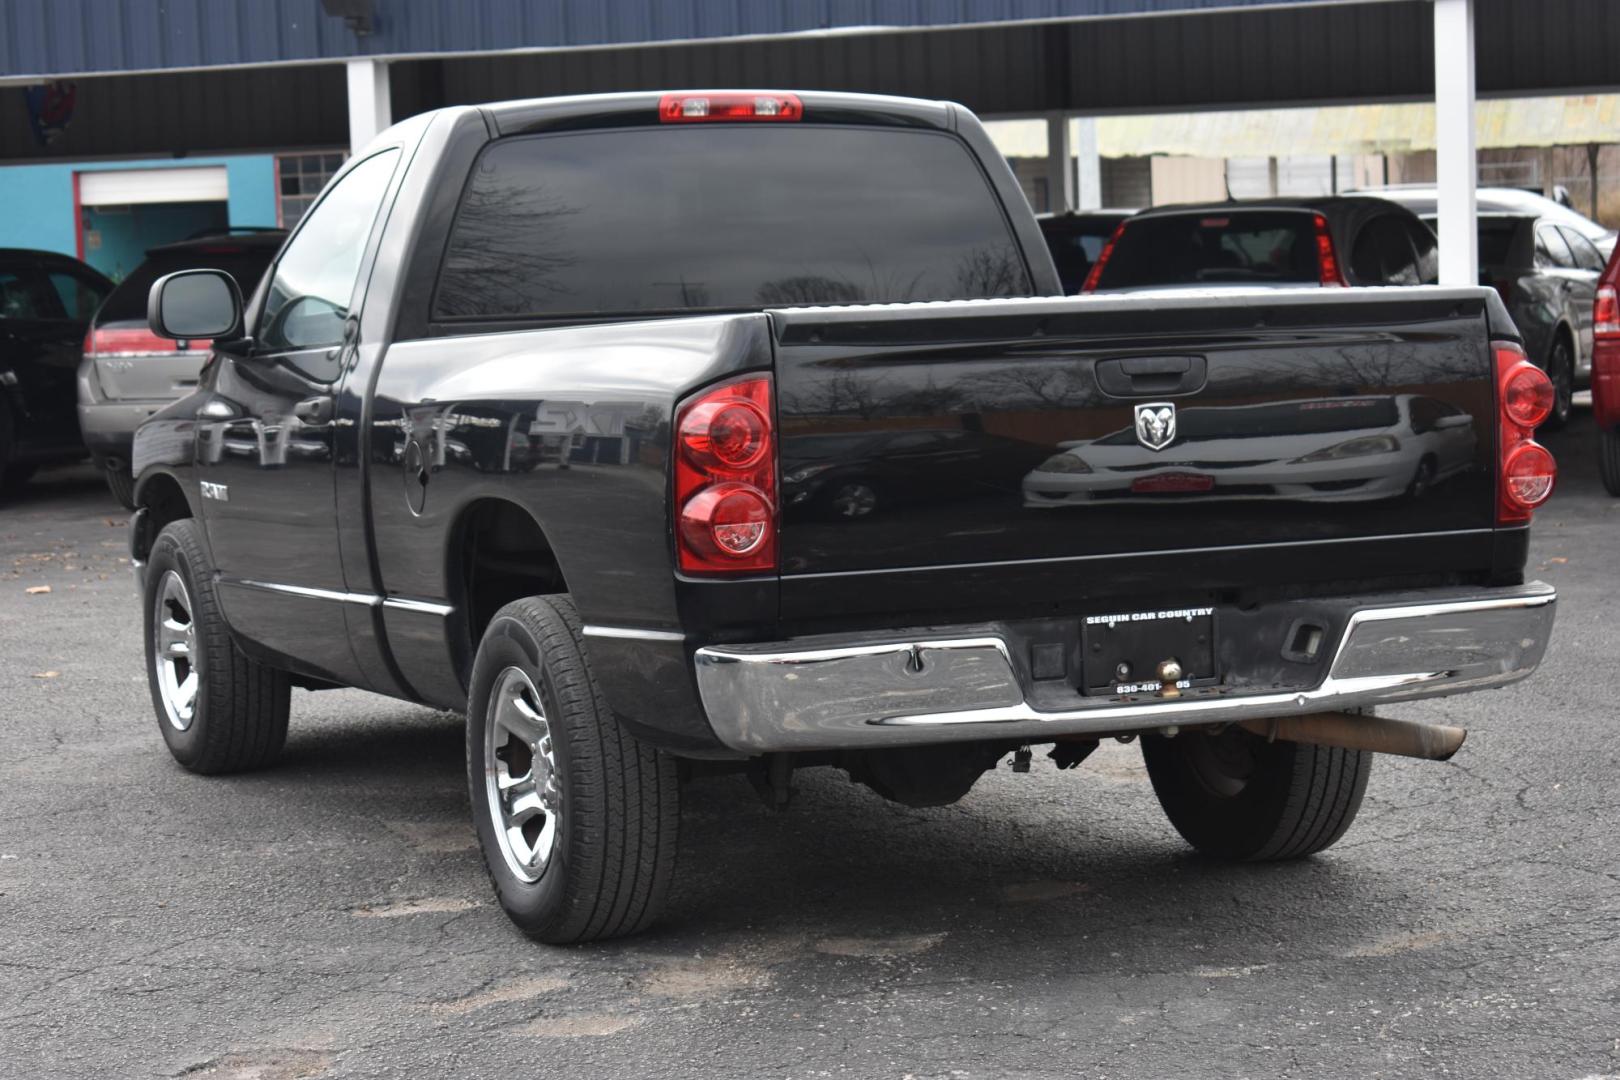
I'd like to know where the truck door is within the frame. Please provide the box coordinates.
[195,149,401,685]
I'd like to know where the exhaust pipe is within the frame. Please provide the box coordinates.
[1237,712,1466,761]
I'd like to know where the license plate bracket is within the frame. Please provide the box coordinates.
[1081,606,1216,695]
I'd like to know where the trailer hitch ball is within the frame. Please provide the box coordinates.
[1157,658,1184,699]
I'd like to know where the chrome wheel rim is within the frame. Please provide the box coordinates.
[153,570,200,731]
[484,667,561,883]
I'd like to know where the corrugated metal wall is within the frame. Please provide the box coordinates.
[0,0,1363,78]
[3,0,1617,162]
[396,0,1620,119]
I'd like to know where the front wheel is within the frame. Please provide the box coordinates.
[1601,426,1620,497]
[1141,726,1371,861]
[144,519,291,773]
[467,595,679,943]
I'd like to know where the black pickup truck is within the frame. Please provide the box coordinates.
[130,91,1558,943]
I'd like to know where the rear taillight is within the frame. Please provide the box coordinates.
[659,93,803,123]
[674,376,776,574]
[1495,341,1556,523]
[1596,284,1620,429]
[1313,214,1348,287]
[1080,220,1128,294]
[84,328,200,356]
[1596,284,1619,338]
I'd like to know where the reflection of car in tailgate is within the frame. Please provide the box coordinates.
[1022,394,1476,507]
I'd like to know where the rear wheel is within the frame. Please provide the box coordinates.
[1141,726,1371,861]
[144,519,291,773]
[467,595,679,943]
[1542,337,1574,431]
[99,457,137,510]
[1601,426,1620,497]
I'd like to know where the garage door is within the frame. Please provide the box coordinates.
[78,166,228,206]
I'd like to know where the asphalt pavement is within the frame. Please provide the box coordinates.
[1,416,1616,1080]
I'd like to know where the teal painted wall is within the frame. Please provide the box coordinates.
[0,154,277,261]
[83,202,230,281]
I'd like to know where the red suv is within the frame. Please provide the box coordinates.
[1597,245,1620,495]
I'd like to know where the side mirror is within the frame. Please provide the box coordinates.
[148,269,243,342]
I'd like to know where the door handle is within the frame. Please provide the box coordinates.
[293,395,334,426]
[1095,356,1208,398]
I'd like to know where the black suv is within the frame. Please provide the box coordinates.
[1082,196,1439,292]
[0,249,112,494]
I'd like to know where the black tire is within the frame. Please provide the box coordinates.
[102,458,137,510]
[1601,426,1620,498]
[0,463,36,495]
[467,595,679,943]
[0,402,21,497]
[144,519,290,774]
[1541,336,1574,431]
[1141,726,1371,861]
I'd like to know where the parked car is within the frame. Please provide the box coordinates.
[1406,210,1599,428]
[0,248,112,494]
[78,229,284,507]
[1597,243,1620,495]
[1081,196,1437,292]
[1023,394,1476,507]
[1356,184,1617,259]
[129,91,1555,943]
[1036,210,1134,294]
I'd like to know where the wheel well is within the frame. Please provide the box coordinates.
[132,472,193,561]
[453,499,568,666]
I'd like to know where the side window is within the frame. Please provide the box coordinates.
[1357,216,1420,286]
[260,149,399,357]
[1408,397,1441,434]
[0,268,56,320]
[1536,226,1574,270]
[1403,220,1439,284]
[1560,227,1606,272]
[47,271,108,321]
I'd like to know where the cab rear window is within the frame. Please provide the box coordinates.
[1094,211,1319,289]
[434,126,1033,319]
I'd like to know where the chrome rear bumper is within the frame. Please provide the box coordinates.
[693,583,1556,753]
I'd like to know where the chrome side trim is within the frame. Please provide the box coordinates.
[382,596,454,616]
[693,584,1556,753]
[782,527,1495,580]
[226,579,456,617]
[231,579,380,606]
[582,625,687,642]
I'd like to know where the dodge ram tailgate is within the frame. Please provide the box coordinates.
[771,288,1511,627]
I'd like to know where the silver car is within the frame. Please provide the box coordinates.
[77,229,283,507]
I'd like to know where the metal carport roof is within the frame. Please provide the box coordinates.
[0,1,1414,79]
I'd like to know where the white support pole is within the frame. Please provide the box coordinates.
[1045,112,1074,214]
[1075,116,1102,210]
[1434,0,1479,286]
[345,58,392,154]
